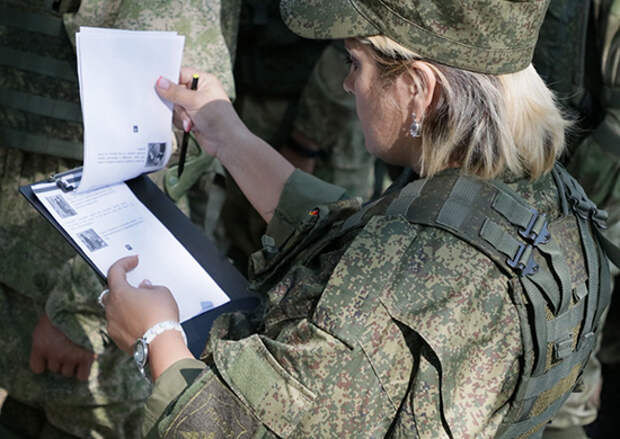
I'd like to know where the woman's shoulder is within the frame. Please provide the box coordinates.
[342,213,511,311]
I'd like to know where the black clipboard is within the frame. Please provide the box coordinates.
[20,169,259,356]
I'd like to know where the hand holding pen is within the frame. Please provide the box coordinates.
[156,68,240,160]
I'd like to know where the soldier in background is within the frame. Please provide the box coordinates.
[0,0,237,437]
[534,1,620,438]
[219,0,374,271]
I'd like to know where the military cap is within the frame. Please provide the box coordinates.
[280,0,551,74]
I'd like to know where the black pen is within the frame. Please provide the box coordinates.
[177,74,199,178]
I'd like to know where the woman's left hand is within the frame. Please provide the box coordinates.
[103,255,180,353]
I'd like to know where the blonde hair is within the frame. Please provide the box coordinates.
[360,36,569,180]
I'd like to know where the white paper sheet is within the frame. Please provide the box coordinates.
[32,179,230,322]
[76,27,184,192]
[33,28,232,322]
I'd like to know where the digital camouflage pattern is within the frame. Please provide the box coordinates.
[0,2,150,436]
[143,166,595,438]
[281,0,551,74]
[0,0,238,437]
[63,0,238,99]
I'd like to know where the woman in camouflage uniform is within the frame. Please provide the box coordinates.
[102,1,614,437]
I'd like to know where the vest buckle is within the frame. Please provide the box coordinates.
[519,209,551,246]
[507,242,539,276]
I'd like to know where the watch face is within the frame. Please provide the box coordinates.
[134,339,148,367]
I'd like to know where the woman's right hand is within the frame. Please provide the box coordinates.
[157,67,294,223]
[155,68,247,159]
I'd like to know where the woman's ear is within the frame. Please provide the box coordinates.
[407,61,438,119]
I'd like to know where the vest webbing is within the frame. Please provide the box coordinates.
[380,165,612,439]
[0,6,83,160]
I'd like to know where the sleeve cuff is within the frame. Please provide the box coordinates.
[143,358,207,437]
[266,169,346,242]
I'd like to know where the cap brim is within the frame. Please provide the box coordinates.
[280,0,380,41]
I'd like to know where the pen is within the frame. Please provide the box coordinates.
[177,74,199,178]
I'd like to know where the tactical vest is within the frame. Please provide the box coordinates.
[248,165,615,437]
[0,2,83,160]
[361,165,610,438]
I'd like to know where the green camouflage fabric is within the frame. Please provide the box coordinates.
[0,2,150,436]
[63,0,238,100]
[142,167,590,438]
[280,0,551,74]
[0,148,150,438]
[533,0,620,434]
[0,0,238,437]
[224,34,373,270]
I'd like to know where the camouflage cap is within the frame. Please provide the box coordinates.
[280,0,551,74]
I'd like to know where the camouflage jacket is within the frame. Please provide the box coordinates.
[139,168,583,438]
[0,0,239,352]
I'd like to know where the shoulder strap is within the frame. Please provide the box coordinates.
[386,166,609,438]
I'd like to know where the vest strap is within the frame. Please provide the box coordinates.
[527,265,561,315]
[551,167,570,216]
[492,191,550,246]
[0,7,65,37]
[340,197,384,233]
[593,242,612,332]
[0,127,83,160]
[0,88,82,122]
[497,386,574,439]
[480,219,538,276]
[385,178,426,217]
[546,296,586,343]
[521,276,551,375]
[0,47,77,82]
[537,238,573,314]
[436,176,482,230]
[524,334,595,399]
[575,214,600,345]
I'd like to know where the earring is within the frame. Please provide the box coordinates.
[409,113,421,138]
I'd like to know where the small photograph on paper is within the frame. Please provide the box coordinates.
[78,229,108,252]
[46,194,77,218]
[145,142,166,167]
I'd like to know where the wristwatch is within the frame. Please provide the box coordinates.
[133,320,187,376]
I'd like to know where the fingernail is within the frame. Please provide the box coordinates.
[157,76,171,90]
[183,119,192,133]
[142,279,152,287]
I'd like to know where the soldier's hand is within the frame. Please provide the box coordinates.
[104,255,180,353]
[29,313,96,381]
[156,67,246,159]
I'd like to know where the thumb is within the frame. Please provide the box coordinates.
[107,255,139,290]
[156,76,200,110]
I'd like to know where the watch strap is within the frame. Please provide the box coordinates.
[142,320,187,346]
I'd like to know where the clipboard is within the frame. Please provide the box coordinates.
[20,168,259,356]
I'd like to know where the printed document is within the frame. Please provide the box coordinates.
[30,28,230,322]
[76,27,183,192]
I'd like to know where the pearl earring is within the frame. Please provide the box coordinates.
[409,113,421,138]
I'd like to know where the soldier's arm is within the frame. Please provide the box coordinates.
[155,70,322,223]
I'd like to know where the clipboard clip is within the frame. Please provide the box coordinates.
[49,167,83,193]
